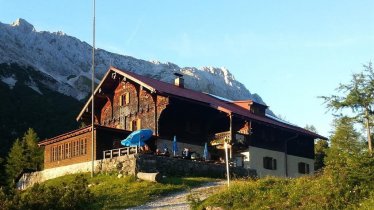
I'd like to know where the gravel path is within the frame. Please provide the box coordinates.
[127,181,226,210]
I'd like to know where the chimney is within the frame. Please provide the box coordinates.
[174,73,184,88]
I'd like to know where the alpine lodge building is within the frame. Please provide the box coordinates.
[38,66,326,178]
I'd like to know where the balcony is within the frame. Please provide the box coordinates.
[210,131,231,146]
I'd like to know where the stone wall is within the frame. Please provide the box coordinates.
[137,154,256,178]
[156,139,205,157]
[17,154,137,190]
[97,154,137,175]
[17,154,256,190]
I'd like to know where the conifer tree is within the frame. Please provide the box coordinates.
[324,117,374,207]
[321,62,374,154]
[5,138,26,185]
[304,125,329,170]
[23,128,43,170]
[314,139,328,171]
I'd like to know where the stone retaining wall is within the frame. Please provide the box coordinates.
[137,154,256,178]
[17,154,256,190]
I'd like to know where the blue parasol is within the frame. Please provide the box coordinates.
[203,142,209,160]
[121,129,153,147]
[172,136,178,156]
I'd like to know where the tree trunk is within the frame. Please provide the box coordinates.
[365,109,372,155]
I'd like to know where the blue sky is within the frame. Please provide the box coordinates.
[1,0,373,137]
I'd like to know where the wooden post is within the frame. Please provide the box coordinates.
[229,114,233,159]
[224,141,230,187]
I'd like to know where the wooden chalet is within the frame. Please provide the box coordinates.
[39,66,326,177]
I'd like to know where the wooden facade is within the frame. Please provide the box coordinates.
[39,126,131,169]
[39,66,326,173]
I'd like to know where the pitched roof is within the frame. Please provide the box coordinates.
[77,66,327,140]
[38,125,132,146]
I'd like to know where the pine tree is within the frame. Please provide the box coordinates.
[314,139,328,171]
[325,117,363,170]
[5,138,26,185]
[321,62,374,154]
[324,117,374,208]
[304,125,329,171]
[23,128,43,170]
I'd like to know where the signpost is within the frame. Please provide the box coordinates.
[224,140,230,187]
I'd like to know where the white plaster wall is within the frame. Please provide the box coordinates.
[287,154,315,178]
[17,155,139,190]
[241,146,314,178]
[17,160,101,190]
[241,147,286,177]
[41,160,99,180]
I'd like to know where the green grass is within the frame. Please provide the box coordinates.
[41,173,215,209]
[193,175,374,210]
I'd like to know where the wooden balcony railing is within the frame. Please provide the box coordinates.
[210,131,231,146]
[102,146,138,159]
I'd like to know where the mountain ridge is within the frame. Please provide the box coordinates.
[0,18,268,107]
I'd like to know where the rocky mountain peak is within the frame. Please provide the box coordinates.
[0,18,272,115]
[11,18,35,33]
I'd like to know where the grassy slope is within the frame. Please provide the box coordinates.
[41,173,214,209]
[194,175,374,210]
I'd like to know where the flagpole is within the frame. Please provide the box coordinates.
[91,0,96,178]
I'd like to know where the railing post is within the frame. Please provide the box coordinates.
[103,151,105,159]
[127,147,130,155]
[110,150,113,159]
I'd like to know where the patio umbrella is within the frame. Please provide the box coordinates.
[121,129,153,147]
[172,136,178,156]
[203,142,209,160]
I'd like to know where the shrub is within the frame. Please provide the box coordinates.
[2,174,93,210]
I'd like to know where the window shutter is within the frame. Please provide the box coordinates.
[119,95,123,106]
[263,157,267,168]
[126,92,130,104]
[298,162,303,173]
[306,164,310,174]
[137,118,141,130]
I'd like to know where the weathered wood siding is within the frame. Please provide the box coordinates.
[99,80,169,134]
[43,131,94,169]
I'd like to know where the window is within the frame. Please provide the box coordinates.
[58,145,62,161]
[51,146,58,162]
[79,139,82,155]
[50,138,89,162]
[75,140,79,156]
[130,119,141,131]
[298,162,310,174]
[79,138,87,155]
[119,92,130,106]
[263,157,277,170]
[83,138,87,155]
